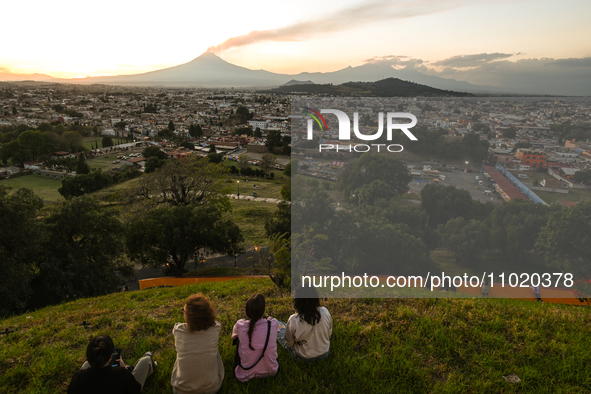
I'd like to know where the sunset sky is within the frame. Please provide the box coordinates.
[2,0,590,80]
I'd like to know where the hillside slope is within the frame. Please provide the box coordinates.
[1,278,590,393]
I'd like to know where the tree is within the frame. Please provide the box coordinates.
[144,156,165,173]
[189,124,203,138]
[114,121,128,132]
[102,136,114,148]
[238,154,252,170]
[280,180,291,201]
[76,154,90,175]
[284,159,298,177]
[292,188,335,232]
[421,184,474,227]
[439,217,489,266]
[54,124,66,135]
[142,146,167,160]
[208,144,217,154]
[236,106,253,121]
[487,200,551,261]
[338,153,412,201]
[59,169,113,198]
[536,201,591,273]
[0,186,43,316]
[126,205,243,276]
[472,123,490,133]
[265,130,282,152]
[130,155,229,208]
[157,129,175,141]
[260,153,277,176]
[0,140,28,165]
[207,151,223,164]
[62,130,83,152]
[350,220,435,276]
[265,202,291,237]
[573,169,591,185]
[254,127,262,138]
[168,120,175,132]
[17,130,47,160]
[262,233,291,288]
[180,141,194,150]
[30,197,131,308]
[354,180,396,206]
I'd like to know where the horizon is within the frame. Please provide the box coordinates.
[2,0,591,95]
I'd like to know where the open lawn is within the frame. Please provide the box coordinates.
[90,177,142,201]
[229,199,278,245]
[82,137,102,150]
[227,175,284,199]
[1,278,590,393]
[86,155,131,172]
[0,174,64,203]
[535,188,591,205]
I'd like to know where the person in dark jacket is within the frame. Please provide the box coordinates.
[67,334,154,394]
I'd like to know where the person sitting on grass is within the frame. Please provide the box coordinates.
[232,293,280,382]
[277,286,332,362]
[171,294,224,394]
[67,334,155,394]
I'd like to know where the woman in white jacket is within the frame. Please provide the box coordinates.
[277,286,332,362]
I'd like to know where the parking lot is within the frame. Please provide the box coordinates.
[408,168,503,204]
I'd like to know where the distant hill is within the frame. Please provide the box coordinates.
[0,72,56,82]
[268,77,473,97]
[282,79,315,86]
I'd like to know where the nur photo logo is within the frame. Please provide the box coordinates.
[302,107,418,152]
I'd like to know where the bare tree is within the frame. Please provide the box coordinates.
[260,153,277,176]
[126,155,230,209]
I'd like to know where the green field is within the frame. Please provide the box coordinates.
[0,174,64,203]
[227,175,284,199]
[82,137,102,150]
[1,278,590,393]
[229,199,279,245]
[535,188,591,205]
[86,155,130,172]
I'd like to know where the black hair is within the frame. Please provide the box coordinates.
[86,335,115,368]
[294,286,321,325]
[245,294,265,351]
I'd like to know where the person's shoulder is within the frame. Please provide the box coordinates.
[319,307,331,316]
[205,321,222,336]
[173,322,188,333]
[287,313,299,322]
[233,319,249,330]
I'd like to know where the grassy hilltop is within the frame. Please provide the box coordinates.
[1,278,591,393]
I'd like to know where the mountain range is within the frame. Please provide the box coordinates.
[1,52,510,94]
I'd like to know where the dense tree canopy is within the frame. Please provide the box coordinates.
[126,204,243,276]
[142,146,167,160]
[421,184,474,227]
[30,197,132,308]
[338,153,412,202]
[0,186,43,316]
[536,201,591,275]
